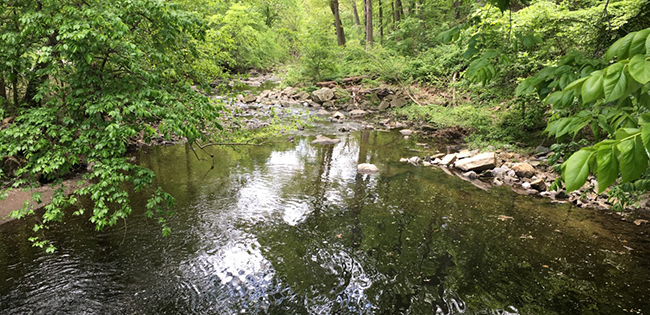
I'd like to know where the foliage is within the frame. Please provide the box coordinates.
[525,27,650,193]
[0,0,222,251]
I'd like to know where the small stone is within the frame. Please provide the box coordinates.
[457,149,472,159]
[316,109,330,116]
[349,109,367,117]
[507,170,517,177]
[408,156,420,165]
[432,158,442,164]
[395,122,406,128]
[423,161,431,166]
[463,171,479,180]
[332,111,345,119]
[534,145,550,156]
[530,178,547,191]
[399,158,408,163]
[357,163,379,174]
[404,136,409,140]
[512,163,536,178]
[399,129,413,136]
[522,182,532,190]
[493,178,504,186]
[311,135,341,145]
[440,154,457,166]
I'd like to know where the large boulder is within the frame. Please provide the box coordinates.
[357,163,379,174]
[453,152,496,172]
[512,163,536,178]
[311,88,334,103]
[311,135,341,145]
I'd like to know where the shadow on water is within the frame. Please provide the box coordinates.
[1,130,650,314]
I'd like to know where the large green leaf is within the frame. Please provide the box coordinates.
[629,55,650,84]
[563,149,594,191]
[581,71,604,103]
[617,136,649,183]
[603,62,627,102]
[630,29,650,56]
[596,145,618,193]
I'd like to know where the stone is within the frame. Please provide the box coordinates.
[453,152,496,172]
[491,166,509,178]
[293,91,310,101]
[440,154,457,166]
[512,163,536,178]
[408,156,420,165]
[432,158,442,164]
[311,135,341,145]
[391,97,408,108]
[399,158,408,163]
[242,94,257,103]
[422,161,431,167]
[432,153,445,159]
[493,178,504,186]
[457,149,472,159]
[357,163,379,174]
[395,122,406,129]
[522,182,532,190]
[349,109,367,117]
[463,171,479,180]
[399,129,413,136]
[316,109,330,116]
[322,101,335,108]
[311,88,334,103]
[332,111,345,120]
[534,145,550,156]
[378,100,390,111]
[530,178,547,191]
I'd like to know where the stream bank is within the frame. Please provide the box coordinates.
[232,73,650,219]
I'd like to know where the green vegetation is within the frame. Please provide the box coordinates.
[1,0,649,249]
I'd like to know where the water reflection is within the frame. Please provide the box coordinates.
[0,130,649,314]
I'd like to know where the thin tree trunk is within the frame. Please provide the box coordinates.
[352,0,361,26]
[0,74,6,103]
[365,0,373,48]
[395,0,403,22]
[379,0,383,44]
[330,0,346,46]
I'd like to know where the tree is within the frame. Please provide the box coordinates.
[330,0,347,46]
[0,0,222,252]
[365,0,374,48]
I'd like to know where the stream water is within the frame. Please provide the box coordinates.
[2,88,650,314]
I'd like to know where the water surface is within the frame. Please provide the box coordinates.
[1,130,649,314]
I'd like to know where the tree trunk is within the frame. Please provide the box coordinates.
[330,0,346,46]
[395,0,403,22]
[0,74,6,103]
[352,0,361,26]
[365,0,373,48]
[379,0,383,44]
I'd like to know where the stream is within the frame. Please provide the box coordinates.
[1,89,650,314]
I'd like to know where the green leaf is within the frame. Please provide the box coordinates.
[581,71,604,103]
[564,76,588,91]
[642,124,650,150]
[596,145,618,193]
[630,29,650,56]
[617,135,648,183]
[628,55,650,84]
[603,63,627,102]
[563,149,594,191]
